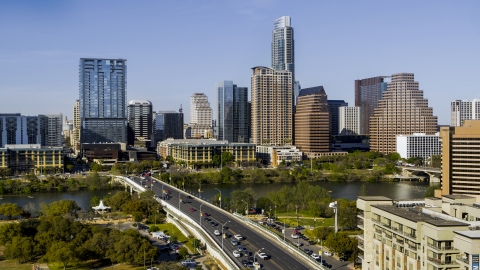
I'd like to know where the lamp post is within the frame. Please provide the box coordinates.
[242,200,249,217]
[329,201,338,233]
[222,221,230,251]
[295,205,299,227]
[254,248,265,264]
[200,203,205,227]
[215,188,222,209]
[283,220,286,241]
[179,192,182,210]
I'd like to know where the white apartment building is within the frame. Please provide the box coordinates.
[396,133,441,159]
[339,106,361,135]
[357,195,480,270]
[187,93,213,139]
[256,145,302,167]
[451,99,480,126]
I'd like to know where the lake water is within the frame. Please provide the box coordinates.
[0,181,429,210]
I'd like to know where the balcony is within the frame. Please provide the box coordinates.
[382,223,392,229]
[358,254,364,260]
[384,234,393,239]
[427,257,459,266]
[403,231,416,239]
[406,244,417,251]
[456,254,469,264]
[358,241,365,250]
[372,219,381,225]
[357,220,364,229]
[395,239,404,245]
[357,234,364,240]
[375,228,382,234]
[427,243,457,251]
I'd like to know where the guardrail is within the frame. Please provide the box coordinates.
[151,176,321,269]
[232,213,328,270]
[156,197,240,270]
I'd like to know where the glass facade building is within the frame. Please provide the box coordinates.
[272,16,294,78]
[327,100,348,137]
[79,58,127,144]
[216,81,249,143]
[354,76,389,135]
[153,111,184,145]
[127,100,152,143]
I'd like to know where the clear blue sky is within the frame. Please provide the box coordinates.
[0,0,479,125]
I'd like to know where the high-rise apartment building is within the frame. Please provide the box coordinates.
[294,86,330,155]
[396,133,441,159]
[355,76,389,135]
[0,113,62,147]
[251,66,293,146]
[339,106,361,135]
[187,93,212,139]
[127,100,153,143]
[272,16,294,77]
[79,58,127,144]
[370,73,438,154]
[440,120,480,199]
[153,110,184,144]
[216,81,249,143]
[451,99,480,126]
[327,100,348,137]
[72,100,80,147]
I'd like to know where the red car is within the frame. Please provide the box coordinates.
[190,208,196,212]
[203,212,210,216]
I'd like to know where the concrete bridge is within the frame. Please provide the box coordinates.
[111,175,146,194]
[398,166,441,183]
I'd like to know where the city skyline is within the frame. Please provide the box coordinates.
[0,1,479,125]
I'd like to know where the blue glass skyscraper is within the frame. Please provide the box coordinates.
[79,58,127,144]
[216,81,249,143]
[272,16,294,79]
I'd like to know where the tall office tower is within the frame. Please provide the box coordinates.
[272,16,294,78]
[339,107,361,135]
[0,113,62,147]
[294,86,330,155]
[72,100,80,146]
[440,120,480,199]
[153,110,184,144]
[451,99,480,126]
[39,114,63,147]
[293,81,301,106]
[79,58,127,144]
[127,100,153,143]
[216,81,249,143]
[370,73,438,154]
[355,76,389,135]
[251,66,293,146]
[327,100,348,137]
[187,93,212,138]
[247,101,251,142]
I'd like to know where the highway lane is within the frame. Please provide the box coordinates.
[132,176,315,270]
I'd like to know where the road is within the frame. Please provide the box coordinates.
[130,175,317,270]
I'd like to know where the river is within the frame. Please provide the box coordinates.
[0,181,429,210]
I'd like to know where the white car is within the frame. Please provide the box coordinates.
[311,254,320,260]
[233,250,241,257]
[323,251,332,256]
[291,234,298,239]
[258,252,269,260]
[234,234,243,240]
[181,260,196,266]
[231,239,238,245]
[214,230,220,236]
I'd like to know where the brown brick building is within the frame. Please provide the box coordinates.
[370,73,437,154]
[294,86,330,155]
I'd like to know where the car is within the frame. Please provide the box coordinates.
[181,260,196,267]
[242,247,247,253]
[189,208,196,212]
[246,262,254,268]
[258,252,269,260]
[187,195,193,199]
[311,254,320,260]
[231,240,238,245]
[210,221,217,227]
[304,248,312,255]
[237,245,243,251]
[214,230,220,236]
[234,234,243,240]
[323,251,332,256]
[241,259,248,266]
[253,262,261,269]
[233,250,241,257]
[248,256,254,262]
[339,255,349,261]
[295,242,303,247]
[204,217,211,221]
[308,240,316,245]
[203,212,210,216]
[291,234,298,239]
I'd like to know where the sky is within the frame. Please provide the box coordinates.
[0,0,479,125]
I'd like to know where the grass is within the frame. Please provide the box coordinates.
[48,261,145,270]
[155,223,199,254]
[0,259,33,270]
[203,258,221,270]
[276,217,334,228]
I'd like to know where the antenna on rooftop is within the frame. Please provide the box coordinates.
[179,104,183,113]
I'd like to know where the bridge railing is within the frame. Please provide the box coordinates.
[115,176,146,192]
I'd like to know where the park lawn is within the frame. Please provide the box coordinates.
[48,261,145,270]
[0,259,32,270]
[276,217,334,228]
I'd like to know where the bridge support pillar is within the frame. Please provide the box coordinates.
[130,185,133,195]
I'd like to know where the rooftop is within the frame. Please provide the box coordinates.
[454,230,480,239]
[358,196,392,201]
[443,195,476,200]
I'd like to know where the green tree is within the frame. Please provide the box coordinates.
[90,196,101,207]
[0,222,22,244]
[0,203,25,219]
[337,199,357,230]
[4,236,36,262]
[149,225,160,233]
[221,151,233,165]
[359,183,368,196]
[169,235,178,243]
[324,232,356,255]
[312,227,334,241]
[45,200,80,217]
[133,212,143,223]
[387,152,401,162]
[424,184,440,198]
[41,241,79,270]
[104,191,131,211]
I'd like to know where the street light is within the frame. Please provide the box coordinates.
[215,188,222,209]
[179,191,182,210]
[254,248,265,264]
[221,221,230,251]
[329,201,338,233]
[200,203,205,227]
